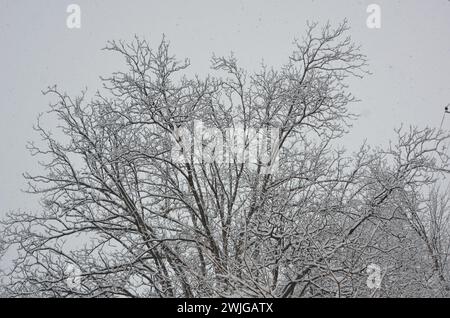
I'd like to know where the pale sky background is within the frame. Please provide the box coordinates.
[0,0,450,216]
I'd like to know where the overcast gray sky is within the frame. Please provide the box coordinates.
[1,0,450,215]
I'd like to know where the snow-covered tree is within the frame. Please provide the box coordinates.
[1,21,449,298]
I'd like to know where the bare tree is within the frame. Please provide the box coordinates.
[1,21,450,298]
[400,185,450,294]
